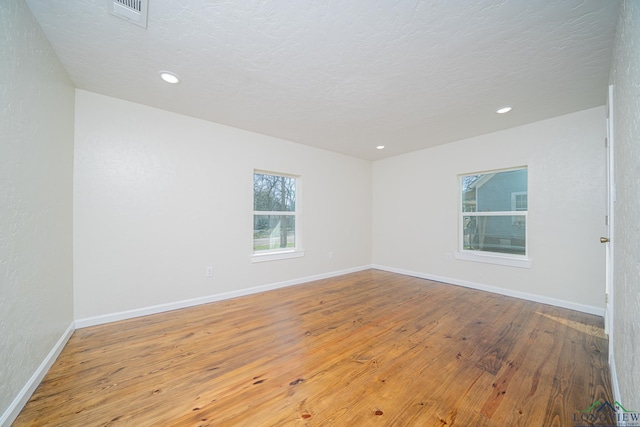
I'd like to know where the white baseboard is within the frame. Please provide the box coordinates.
[77,264,605,328]
[75,265,372,328]
[372,264,605,316]
[0,321,75,427]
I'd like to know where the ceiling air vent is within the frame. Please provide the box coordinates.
[108,0,148,28]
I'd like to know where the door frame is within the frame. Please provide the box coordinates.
[604,85,615,352]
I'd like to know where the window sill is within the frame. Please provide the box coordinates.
[251,250,306,263]
[454,251,532,269]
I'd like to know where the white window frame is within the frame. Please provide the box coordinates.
[251,170,305,263]
[511,191,528,226]
[455,167,531,268]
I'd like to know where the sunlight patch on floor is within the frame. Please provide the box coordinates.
[537,312,607,339]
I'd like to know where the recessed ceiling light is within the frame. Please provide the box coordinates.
[496,106,512,114]
[159,71,180,84]
[376,145,385,150]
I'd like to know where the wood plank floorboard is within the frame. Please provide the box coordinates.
[13,270,614,426]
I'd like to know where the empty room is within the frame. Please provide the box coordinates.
[1,0,638,426]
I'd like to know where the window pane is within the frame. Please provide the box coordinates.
[253,215,295,251]
[462,169,527,213]
[463,215,526,255]
[254,173,296,212]
[513,193,528,211]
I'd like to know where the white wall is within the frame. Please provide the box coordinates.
[373,107,606,312]
[0,0,75,422]
[73,90,372,320]
[609,0,640,412]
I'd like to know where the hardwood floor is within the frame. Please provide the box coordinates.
[14,270,613,426]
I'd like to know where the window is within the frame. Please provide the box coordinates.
[512,192,528,211]
[252,171,303,262]
[511,192,528,226]
[458,167,529,265]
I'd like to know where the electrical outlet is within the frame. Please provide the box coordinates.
[328,251,334,259]
[445,253,453,261]
[206,266,213,277]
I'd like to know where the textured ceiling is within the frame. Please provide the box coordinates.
[25,0,620,160]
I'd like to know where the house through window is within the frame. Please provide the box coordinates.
[460,167,528,257]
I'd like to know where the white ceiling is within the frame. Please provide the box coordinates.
[25,0,620,160]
